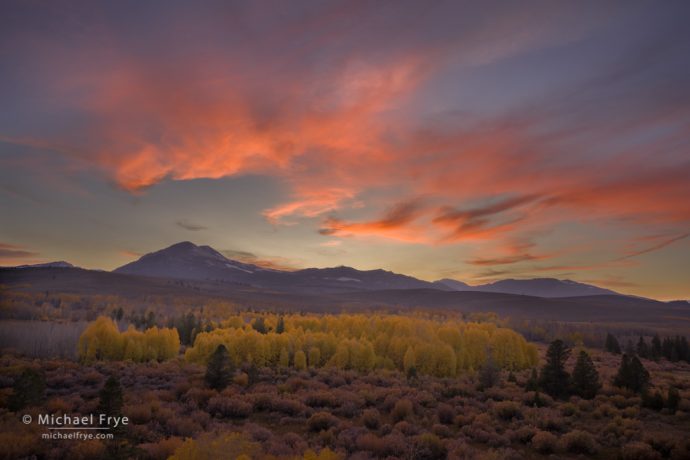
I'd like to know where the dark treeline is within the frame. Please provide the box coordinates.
[604,333,690,363]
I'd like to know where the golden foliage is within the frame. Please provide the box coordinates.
[78,316,180,363]
[186,313,537,376]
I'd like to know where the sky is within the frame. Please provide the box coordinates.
[1,0,689,300]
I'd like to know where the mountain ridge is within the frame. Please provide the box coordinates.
[110,241,628,297]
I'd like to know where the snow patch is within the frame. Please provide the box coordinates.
[337,277,361,282]
[225,263,253,274]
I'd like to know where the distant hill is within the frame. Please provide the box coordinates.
[433,278,471,290]
[10,261,75,269]
[2,266,688,325]
[436,277,621,298]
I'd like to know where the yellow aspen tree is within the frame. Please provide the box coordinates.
[308,347,321,368]
[403,346,416,374]
[294,350,307,370]
[279,347,290,368]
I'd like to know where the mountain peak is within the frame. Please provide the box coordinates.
[114,241,259,280]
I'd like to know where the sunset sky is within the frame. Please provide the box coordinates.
[1,1,689,299]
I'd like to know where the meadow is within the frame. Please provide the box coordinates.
[1,308,689,460]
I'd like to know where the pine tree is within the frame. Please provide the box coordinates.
[636,337,649,359]
[571,350,600,399]
[525,368,539,391]
[667,386,680,413]
[8,368,45,411]
[624,339,636,356]
[252,317,268,334]
[605,333,621,354]
[614,354,650,393]
[205,344,234,390]
[275,316,285,334]
[651,335,662,361]
[98,376,123,417]
[539,339,571,399]
[479,353,500,390]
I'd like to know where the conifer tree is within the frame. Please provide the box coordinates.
[651,335,662,360]
[252,317,268,334]
[525,368,539,391]
[614,354,650,393]
[275,316,285,334]
[479,353,500,390]
[205,344,234,390]
[636,336,649,359]
[667,386,680,413]
[539,339,571,399]
[625,339,635,356]
[98,376,123,417]
[605,333,621,354]
[8,368,45,412]
[571,350,600,399]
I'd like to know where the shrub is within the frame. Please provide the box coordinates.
[560,402,577,416]
[8,368,45,411]
[391,399,414,422]
[620,442,662,460]
[207,395,252,419]
[531,430,558,454]
[560,429,598,455]
[68,440,106,460]
[412,433,447,460]
[511,426,536,444]
[169,432,260,459]
[361,409,380,430]
[305,391,341,408]
[356,433,407,457]
[437,403,455,425]
[308,412,340,432]
[492,401,522,421]
[139,437,184,460]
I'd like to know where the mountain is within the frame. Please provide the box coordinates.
[112,242,627,297]
[114,241,261,282]
[3,267,687,325]
[437,277,620,298]
[11,261,75,269]
[114,242,439,293]
[434,278,470,290]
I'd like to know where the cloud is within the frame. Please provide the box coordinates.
[175,219,208,232]
[0,243,38,260]
[319,200,431,243]
[618,232,690,260]
[2,0,690,281]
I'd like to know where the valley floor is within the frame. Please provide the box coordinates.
[1,346,689,460]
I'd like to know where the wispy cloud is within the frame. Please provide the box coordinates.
[175,219,208,232]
